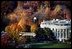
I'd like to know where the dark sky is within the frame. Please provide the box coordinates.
[1,1,71,16]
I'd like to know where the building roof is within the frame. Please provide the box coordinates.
[41,19,71,26]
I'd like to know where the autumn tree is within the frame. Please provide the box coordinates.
[5,23,22,42]
[30,23,38,33]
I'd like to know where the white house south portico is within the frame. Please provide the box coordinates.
[40,19,71,42]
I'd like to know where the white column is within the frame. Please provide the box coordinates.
[65,29,67,40]
[58,29,60,39]
[54,29,56,36]
[56,29,57,39]
[68,29,71,39]
[62,29,64,38]
[59,29,61,38]
[57,29,58,40]
[60,29,62,41]
[63,29,65,42]
[51,28,52,30]
[60,29,63,41]
[59,29,62,41]
[60,29,62,38]
[63,29,65,38]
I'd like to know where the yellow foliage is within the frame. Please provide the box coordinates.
[31,23,38,33]
[18,18,27,32]
[5,25,11,36]
[52,5,61,16]
[5,23,22,41]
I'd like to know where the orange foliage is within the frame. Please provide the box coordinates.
[31,23,38,33]
[5,23,22,41]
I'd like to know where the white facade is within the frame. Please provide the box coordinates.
[40,19,71,42]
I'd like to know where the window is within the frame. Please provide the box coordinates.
[67,29,68,38]
[61,29,63,38]
[56,29,57,32]
[56,32,57,37]
[64,24,70,26]
[64,29,66,38]
[53,28,54,31]
[61,32,63,38]
[45,23,46,24]
[61,24,63,26]
[61,29,63,33]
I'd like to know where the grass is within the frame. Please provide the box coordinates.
[30,42,71,48]
[39,43,71,48]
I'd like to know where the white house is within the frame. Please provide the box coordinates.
[40,19,71,42]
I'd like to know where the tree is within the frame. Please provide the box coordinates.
[43,28,56,40]
[35,27,56,42]
[35,28,48,42]
[30,23,38,33]
[5,23,22,42]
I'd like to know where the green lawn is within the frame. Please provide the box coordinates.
[31,42,71,48]
[39,43,71,48]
